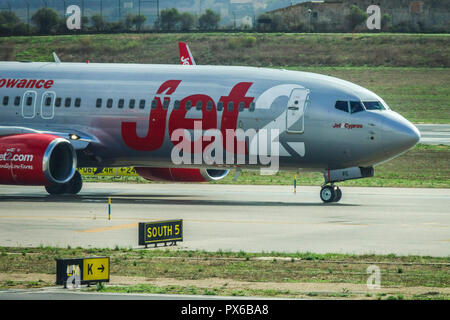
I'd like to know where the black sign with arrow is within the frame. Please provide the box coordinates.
[56,256,110,287]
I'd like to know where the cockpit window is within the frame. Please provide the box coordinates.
[350,101,364,114]
[363,101,386,110]
[335,101,349,113]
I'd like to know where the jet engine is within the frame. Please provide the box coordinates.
[0,133,77,185]
[135,167,229,182]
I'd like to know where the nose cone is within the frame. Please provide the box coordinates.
[382,112,420,158]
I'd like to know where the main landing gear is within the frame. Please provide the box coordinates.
[45,171,83,195]
[320,184,342,203]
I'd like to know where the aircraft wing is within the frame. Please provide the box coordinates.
[178,42,196,65]
[0,125,95,150]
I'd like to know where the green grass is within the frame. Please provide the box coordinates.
[96,284,302,298]
[1,246,447,299]
[94,284,448,299]
[83,144,450,188]
[2,33,449,67]
[1,246,448,284]
[1,33,449,123]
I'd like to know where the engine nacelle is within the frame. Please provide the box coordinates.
[324,166,374,183]
[0,133,77,185]
[135,167,229,182]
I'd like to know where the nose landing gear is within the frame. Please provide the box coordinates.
[320,184,342,203]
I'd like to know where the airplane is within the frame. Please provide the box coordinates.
[0,43,420,202]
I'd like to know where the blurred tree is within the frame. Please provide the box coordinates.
[347,5,368,32]
[160,8,180,31]
[179,12,196,31]
[382,13,392,31]
[125,13,135,31]
[133,15,146,32]
[109,20,125,32]
[0,11,27,36]
[31,7,59,34]
[91,14,107,32]
[81,16,90,31]
[198,9,220,31]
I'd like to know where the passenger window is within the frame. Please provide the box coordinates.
[196,101,202,110]
[118,99,124,109]
[363,101,385,110]
[65,98,71,107]
[129,99,135,109]
[163,99,169,110]
[350,101,364,114]
[75,98,81,107]
[14,96,20,106]
[139,99,145,109]
[185,100,192,110]
[3,96,9,106]
[238,102,245,112]
[26,96,33,106]
[249,102,255,112]
[206,100,213,111]
[151,99,157,109]
[335,101,349,113]
[174,100,180,110]
[217,101,223,111]
[45,96,52,106]
[227,102,234,112]
[96,98,102,108]
[107,98,113,108]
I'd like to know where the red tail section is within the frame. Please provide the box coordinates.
[178,42,196,65]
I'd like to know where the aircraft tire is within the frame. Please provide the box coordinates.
[320,185,336,203]
[66,171,83,195]
[45,171,82,195]
[334,187,342,202]
[45,183,67,195]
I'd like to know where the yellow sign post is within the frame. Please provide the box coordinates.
[294,174,297,194]
[83,257,110,282]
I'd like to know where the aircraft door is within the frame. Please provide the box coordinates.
[286,88,309,133]
[40,91,56,119]
[21,91,37,119]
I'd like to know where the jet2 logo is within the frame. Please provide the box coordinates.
[0,148,34,162]
[121,80,255,155]
[180,56,191,65]
[121,80,307,174]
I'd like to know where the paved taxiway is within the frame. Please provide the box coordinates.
[416,124,450,145]
[0,287,265,300]
[0,183,448,257]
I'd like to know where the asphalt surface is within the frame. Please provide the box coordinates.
[0,287,266,300]
[416,124,450,145]
[0,183,448,257]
